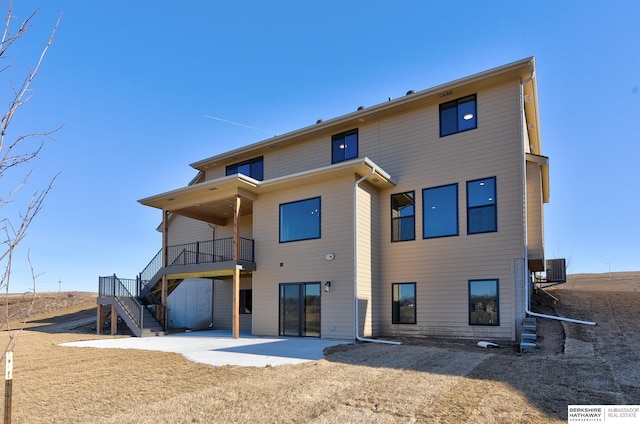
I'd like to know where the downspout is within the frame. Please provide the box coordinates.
[354,167,402,345]
[519,69,596,326]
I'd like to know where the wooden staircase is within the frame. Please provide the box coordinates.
[97,275,166,337]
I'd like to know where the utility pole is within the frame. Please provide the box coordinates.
[58,279,61,298]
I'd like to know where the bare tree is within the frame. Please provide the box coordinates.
[0,1,61,359]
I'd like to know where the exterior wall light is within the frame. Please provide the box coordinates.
[324,281,331,292]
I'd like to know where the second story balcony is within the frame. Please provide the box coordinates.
[139,237,256,296]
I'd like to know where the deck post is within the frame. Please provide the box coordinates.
[232,194,241,339]
[110,305,117,335]
[96,304,103,335]
[162,210,169,267]
[161,274,168,329]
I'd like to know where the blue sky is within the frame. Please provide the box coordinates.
[4,1,639,293]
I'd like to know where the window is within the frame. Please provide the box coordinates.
[279,197,321,243]
[391,191,415,242]
[332,129,358,163]
[392,283,416,324]
[239,289,252,314]
[226,156,264,181]
[469,279,499,325]
[440,94,477,137]
[467,177,496,234]
[423,184,458,238]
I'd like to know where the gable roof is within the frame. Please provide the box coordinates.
[191,57,540,172]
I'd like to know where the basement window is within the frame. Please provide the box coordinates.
[392,283,416,324]
[469,279,499,325]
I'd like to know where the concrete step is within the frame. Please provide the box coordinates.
[521,333,537,342]
[520,342,537,351]
[523,317,537,326]
[522,323,537,332]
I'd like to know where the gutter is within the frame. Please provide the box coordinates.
[353,167,401,345]
[519,67,596,327]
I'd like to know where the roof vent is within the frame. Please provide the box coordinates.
[406,90,415,95]
[357,105,365,111]
[316,119,323,124]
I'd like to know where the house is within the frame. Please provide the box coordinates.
[98,57,551,344]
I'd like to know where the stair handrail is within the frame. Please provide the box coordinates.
[110,274,144,330]
[139,249,162,293]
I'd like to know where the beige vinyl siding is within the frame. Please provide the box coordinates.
[373,82,524,341]
[212,276,252,332]
[355,181,380,338]
[167,214,253,245]
[158,67,542,342]
[166,215,213,246]
[252,174,356,339]
[526,161,544,262]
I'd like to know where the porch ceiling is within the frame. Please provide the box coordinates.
[138,157,395,225]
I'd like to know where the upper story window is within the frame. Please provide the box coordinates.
[279,197,321,243]
[391,191,415,242]
[423,183,458,238]
[467,177,497,234]
[439,94,477,137]
[226,156,264,181]
[332,129,358,163]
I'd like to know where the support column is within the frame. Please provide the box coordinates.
[161,274,168,329]
[96,304,103,335]
[162,210,169,268]
[232,194,241,339]
[110,305,117,335]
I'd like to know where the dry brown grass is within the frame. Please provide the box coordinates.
[0,273,637,423]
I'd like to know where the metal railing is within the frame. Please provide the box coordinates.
[140,249,162,285]
[99,274,143,330]
[166,237,254,266]
[100,237,255,334]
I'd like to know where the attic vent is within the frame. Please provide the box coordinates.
[546,259,567,283]
[439,90,453,97]
[524,94,532,102]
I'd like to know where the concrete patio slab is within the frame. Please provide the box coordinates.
[61,330,350,367]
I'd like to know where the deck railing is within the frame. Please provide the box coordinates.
[166,237,254,266]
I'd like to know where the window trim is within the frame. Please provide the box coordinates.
[422,183,459,239]
[468,279,499,326]
[331,129,359,163]
[279,196,321,243]
[392,282,416,324]
[391,191,416,242]
[439,94,477,137]
[466,176,497,234]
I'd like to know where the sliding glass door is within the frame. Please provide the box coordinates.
[279,282,320,337]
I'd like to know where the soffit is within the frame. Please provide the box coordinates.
[139,158,394,224]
